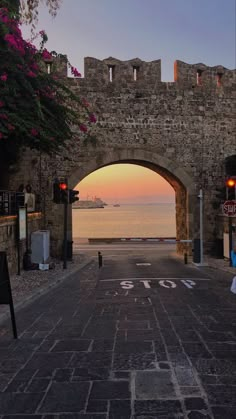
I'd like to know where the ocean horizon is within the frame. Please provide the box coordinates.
[72,203,176,238]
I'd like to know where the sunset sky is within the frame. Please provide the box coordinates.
[76,164,175,204]
[22,1,235,203]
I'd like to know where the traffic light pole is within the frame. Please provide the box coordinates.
[199,189,204,265]
[194,189,206,266]
[63,197,68,270]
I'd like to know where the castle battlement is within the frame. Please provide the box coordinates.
[84,57,162,84]
[50,56,235,89]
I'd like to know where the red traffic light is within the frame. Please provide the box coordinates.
[226,178,236,188]
[59,182,68,190]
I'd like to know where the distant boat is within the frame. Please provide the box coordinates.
[73,196,106,209]
[113,204,120,207]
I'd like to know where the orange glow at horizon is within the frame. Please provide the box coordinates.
[76,164,175,204]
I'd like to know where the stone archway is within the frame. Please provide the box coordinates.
[67,148,195,254]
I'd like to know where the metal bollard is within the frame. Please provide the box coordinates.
[193,239,200,263]
[98,251,103,268]
[184,253,188,264]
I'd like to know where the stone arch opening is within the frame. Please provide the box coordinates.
[67,148,195,254]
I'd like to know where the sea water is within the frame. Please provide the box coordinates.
[72,203,176,238]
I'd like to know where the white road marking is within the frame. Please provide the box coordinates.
[140,280,151,288]
[110,277,211,291]
[136,263,151,266]
[181,279,196,289]
[120,281,134,289]
[105,290,118,296]
[159,280,177,288]
[100,277,210,282]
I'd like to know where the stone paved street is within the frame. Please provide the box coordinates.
[0,253,235,418]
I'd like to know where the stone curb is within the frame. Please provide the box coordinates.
[0,258,93,326]
[204,258,236,275]
[172,251,236,275]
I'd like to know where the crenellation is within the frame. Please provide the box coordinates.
[174,59,235,89]
[45,55,68,77]
[51,56,236,91]
[84,57,162,85]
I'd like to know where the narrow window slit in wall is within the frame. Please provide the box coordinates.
[108,65,115,82]
[47,63,52,74]
[197,69,203,85]
[133,66,139,81]
[216,73,223,87]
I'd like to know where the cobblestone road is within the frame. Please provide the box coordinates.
[0,254,235,418]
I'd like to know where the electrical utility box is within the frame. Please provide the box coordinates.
[31,230,50,263]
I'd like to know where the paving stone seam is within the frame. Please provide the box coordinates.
[165,304,215,419]
[130,370,136,418]
[0,258,93,327]
[34,379,53,414]
[19,311,46,338]
[110,314,119,372]
[20,313,62,340]
[152,298,188,418]
[46,339,59,353]
[191,314,218,358]
[2,341,48,394]
[15,316,68,386]
[84,380,93,414]
[87,339,94,352]
[80,314,94,338]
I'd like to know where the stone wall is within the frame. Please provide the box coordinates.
[0,212,42,274]
[7,58,236,257]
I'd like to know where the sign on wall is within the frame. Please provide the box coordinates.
[24,193,35,212]
[18,207,27,240]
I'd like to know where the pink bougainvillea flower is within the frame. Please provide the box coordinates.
[0,15,9,24]
[89,113,97,123]
[79,124,88,133]
[0,114,8,120]
[4,34,25,55]
[0,101,4,108]
[71,66,81,77]
[4,34,17,48]
[7,124,15,131]
[25,41,37,55]
[0,133,3,139]
[14,26,22,37]
[27,71,36,77]
[31,128,38,136]
[42,49,52,61]
[31,63,39,71]
[0,73,7,82]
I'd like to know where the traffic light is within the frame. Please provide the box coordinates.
[53,181,61,203]
[226,177,236,200]
[69,189,79,204]
[60,182,68,204]
[53,180,68,204]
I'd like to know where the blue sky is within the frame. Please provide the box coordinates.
[23,0,236,81]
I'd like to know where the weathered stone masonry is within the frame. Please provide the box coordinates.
[9,58,236,256]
